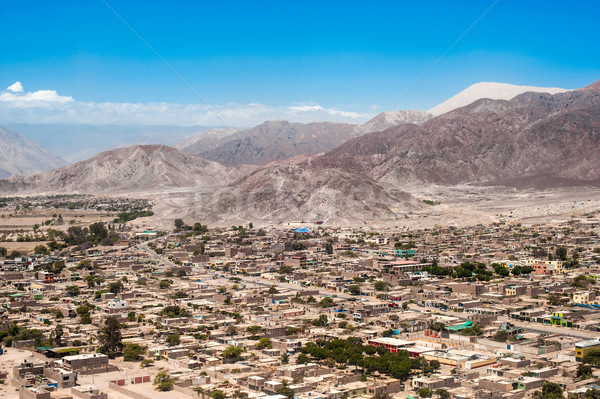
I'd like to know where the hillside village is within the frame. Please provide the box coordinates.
[1,197,600,399]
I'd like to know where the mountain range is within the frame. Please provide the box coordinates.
[176,110,432,166]
[0,127,67,178]
[2,80,598,223]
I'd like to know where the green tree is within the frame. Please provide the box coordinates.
[374,281,388,291]
[555,247,568,261]
[585,389,600,399]
[223,345,244,359]
[348,285,361,295]
[34,245,48,255]
[51,260,66,274]
[77,304,92,324]
[166,334,180,346]
[297,353,310,364]
[419,388,433,398]
[159,279,172,289]
[583,348,600,366]
[246,325,263,335]
[65,285,80,297]
[226,325,238,336]
[533,382,564,399]
[281,353,289,364]
[123,343,146,361]
[153,369,175,391]
[256,337,272,349]
[492,264,510,277]
[493,330,509,342]
[98,316,123,358]
[211,390,225,399]
[277,380,294,399]
[174,219,184,231]
[50,324,64,347]
[108,280,124,295]
[577,363,593,380]
[436,389,450,399]
[325,242,333,255]
[311,314,328,326]
[319,297,336,308]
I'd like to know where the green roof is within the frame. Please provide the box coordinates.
[445,321,473,331]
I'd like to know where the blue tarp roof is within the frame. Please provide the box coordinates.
[294,227,310,233]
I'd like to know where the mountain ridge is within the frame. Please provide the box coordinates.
[0,126,68,178]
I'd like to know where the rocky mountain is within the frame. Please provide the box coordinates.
[174,128,240,152]
[2,80,599,224]
[186,120,359,166]
[317,82,600,187]
[428,82,568,116]
[0,126,67,178]
[1,145,232,194]
[193,162,423,224]
[178,111,431,167]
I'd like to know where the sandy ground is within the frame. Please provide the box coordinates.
[0,207,116,254]
[145,185,600,230]
[0,241,51,253]
[0,348,38,399]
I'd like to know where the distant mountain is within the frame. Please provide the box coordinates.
[357,110,431,133]
[174,128,240,153]
[5,124,213,162]
[0,126,67,178]
[178,111,431,166]
[317,82,600,187]
[428,82,568,116]
[4,80,599,225]
[185,120,359,166]
[1,145,231,194]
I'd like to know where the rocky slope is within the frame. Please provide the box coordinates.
[0,126,67,178]
[2,80,599,224]
[194,162,423,224]
[317,83,600,187]
[1,145,232,194]
[174,128,240,153]
[178,111,431,166]
[187,120,358,166]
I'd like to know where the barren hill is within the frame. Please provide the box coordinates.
[0,126,67,178]
[316,86,600,187]
[1,145,231,194]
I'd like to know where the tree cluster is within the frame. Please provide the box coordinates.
[299,338,440,381]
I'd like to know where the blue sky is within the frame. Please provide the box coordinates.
[0,0,599,126]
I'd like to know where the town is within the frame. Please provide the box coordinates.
[1,196,600,399]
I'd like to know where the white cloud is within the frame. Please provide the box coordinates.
[289,104,368,119]
[0,84,372,126]
[7,81,23,93]
[289,105,325,112]
[0,89,73,105]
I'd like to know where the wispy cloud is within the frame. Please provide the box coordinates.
[0,83,372,126]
